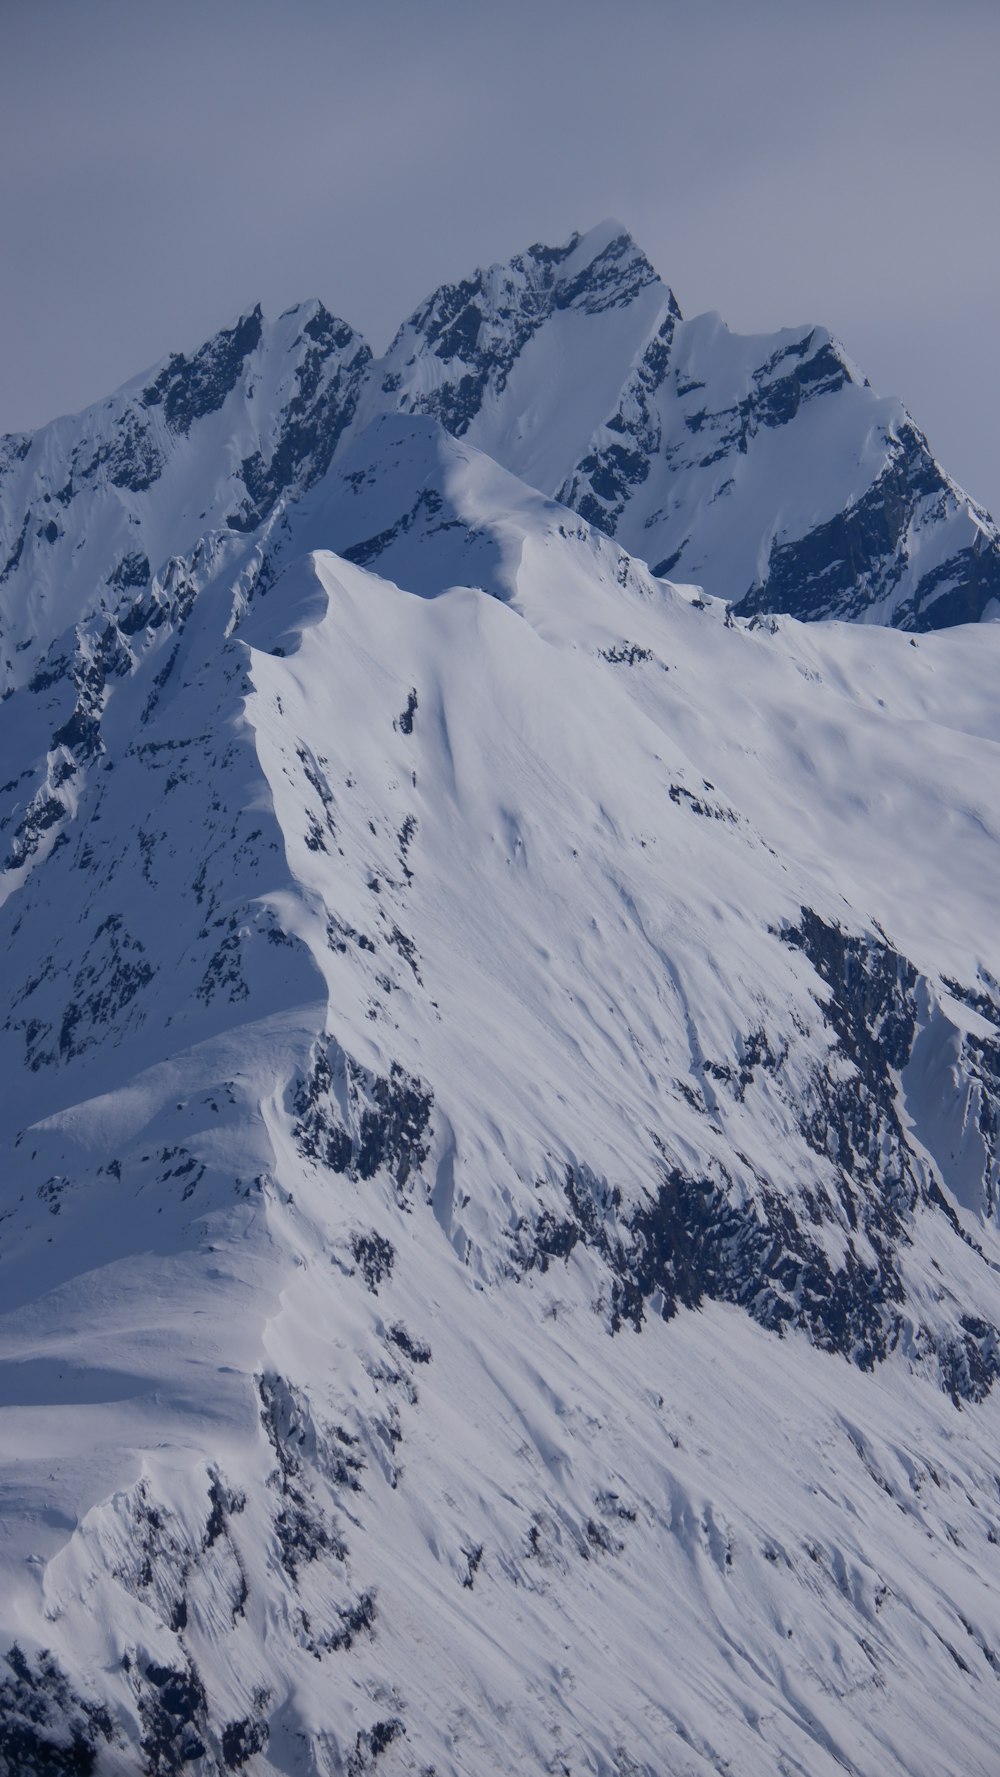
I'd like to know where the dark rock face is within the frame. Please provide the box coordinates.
[3,790,67,874]
[734,420,1000,629]
[560,326,850,544]
[221,1714,269,1769]
[515,909,1000,1401]
[341,487,444,568]
[51,409,165,500]
[108,551,152,592]
[351,1231,395,1292]
[133,1657,209,1775]
[258,1375,348,1580]
[292,1039,432,1196]
[0,298,374,700]
[0,1644,115,1775]
[61,914,156,1065]
[0,512,30,585]
[142,309,265,436]
[390,230,667,439]
[346,1717,405,1775]
[233,309,372,532]
[570,316,856,543]
[396,688,418,735]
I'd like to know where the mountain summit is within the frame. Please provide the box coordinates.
[3,223,999,699]
[2,232,1000,1776]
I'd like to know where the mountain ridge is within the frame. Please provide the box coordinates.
[3,228,1000,1775]
[3,222,999,702]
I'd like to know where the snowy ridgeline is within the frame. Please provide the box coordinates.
[1,233,1000,1775]
[2,220,1000,703]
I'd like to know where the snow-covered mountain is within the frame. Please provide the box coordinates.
[3,234,1000,1775]
[0,302,371,692]
[363,222,1000,630]
[3,221,999,700]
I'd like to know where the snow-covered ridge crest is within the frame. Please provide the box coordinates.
[4,218,1000,706]
[0,298,371,690]
[4,402,1000,1769]
[358,229,1000,631]
[5,232,1000,1773]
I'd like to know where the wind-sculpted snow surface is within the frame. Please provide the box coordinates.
[3,409,1000,1774]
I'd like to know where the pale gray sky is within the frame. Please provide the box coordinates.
[2,0,999,511]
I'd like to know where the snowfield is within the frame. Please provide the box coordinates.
[2,229,1000,1775]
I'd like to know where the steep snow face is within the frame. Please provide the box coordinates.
[363,227,1000,630]
[3,220,1000,679]
[560,312,1000,631]
[358,222,677,499]
[0,302,371,690]
[4,425,1000,1773]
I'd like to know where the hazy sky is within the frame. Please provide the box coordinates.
[2,0,999,511]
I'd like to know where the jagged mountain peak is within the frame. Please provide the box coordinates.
[137,304,267,435]
[6,227,1000,1772]
[0,298,372,691]
[4,219,1000,701]
[503,217,669,316]
[385,218,671,358]
[357,224,675,502]
[349,228,1000,632]
[4,396,1000,1768]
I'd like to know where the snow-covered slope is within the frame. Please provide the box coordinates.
[4,406,1000,1774]
[0,302,370,691]
[367,223,1000,630]
[4,220,1000,691]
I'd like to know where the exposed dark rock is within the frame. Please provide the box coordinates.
[462,1544,484,1588]
[142,310,264,436]
[734,420,1000,629]
[346,1717,404,1775]
[941,972,1000,1030]
[221,1712,269,1770]
[387,1323,432,1364]
[326,1591,377,1654]
[395,230,666,438]
[560,323,840,540]
[4,794,65,873]
[0,513,29,585]
[133,1657,209,1776]
[342,488,443,568]
[257,1375,348,1579]
[351,1232,395,1293]
[600,643,653,665]
[108,551,152,592]
[56,914,156,1062]
[0,1644,115,1776]
[396,688,418,734]
[292,1040,432,1196]
[51,708,101,759]
[274,1496,346,1579]
[74,410,163,494]
[236,316,371,528]
[514,909,1000,1399]
[195,918,249,1007]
